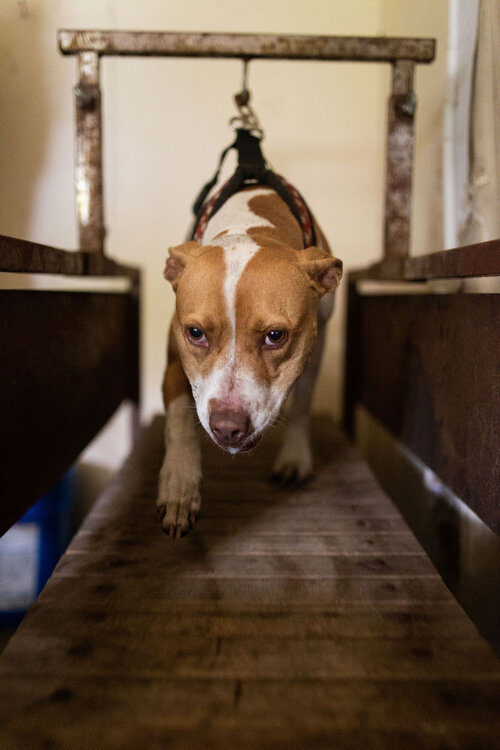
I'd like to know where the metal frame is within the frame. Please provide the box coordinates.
[57,30,436,258]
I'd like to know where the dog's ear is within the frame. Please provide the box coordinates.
[297,247,343,295]
[164,241,202,290]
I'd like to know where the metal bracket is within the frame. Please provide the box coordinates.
[397,91,417,117]
[73,84,99,107]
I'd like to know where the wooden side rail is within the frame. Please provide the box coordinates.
[0,235,140,536]
[348,237,500,282]
[344,239,500,535]
[0,234,139,280]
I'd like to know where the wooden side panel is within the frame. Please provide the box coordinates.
[345,290,500,534]
[0,290,139,535]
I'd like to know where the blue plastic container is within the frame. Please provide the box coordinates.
[0,470,75,627]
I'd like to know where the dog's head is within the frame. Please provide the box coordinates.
[165,236,342,452]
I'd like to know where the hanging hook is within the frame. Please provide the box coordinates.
[230,58,264,138]
[241,59,249,96]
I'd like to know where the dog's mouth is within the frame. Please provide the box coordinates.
[211,432,262,454]
[238,434,262,453]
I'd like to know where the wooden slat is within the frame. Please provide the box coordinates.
[7,602,480,640]
[32,573,458,608]
[1,631,495,681]
[1,675,497,750]
[70,529,425,555]
[54,550,437,580]
[0,416,498,749]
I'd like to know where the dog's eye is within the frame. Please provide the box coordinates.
[186,326,207,346]
[263,330,287,348]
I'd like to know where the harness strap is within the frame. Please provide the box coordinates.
[191,129,316,247]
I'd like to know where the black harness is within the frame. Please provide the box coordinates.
[190,129,316,247]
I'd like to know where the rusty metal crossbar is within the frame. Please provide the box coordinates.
[58,30,435,62]
[58,30,436,258]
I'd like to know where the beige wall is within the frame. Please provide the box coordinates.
[0,0,448,474]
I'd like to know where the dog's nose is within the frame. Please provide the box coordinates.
[209,410,251,449]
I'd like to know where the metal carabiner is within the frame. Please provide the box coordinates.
[229,59,264,139]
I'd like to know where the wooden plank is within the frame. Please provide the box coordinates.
[0,233,139,280]
[70,529,425,555]
[79,511,411,538]
[344,292,500,533]
[0,290,139,534]
[349,238,500,281]
[34,569,454,609]
[1,676,497,750]
[0,416,498,750]
[81,511,410,536]
[58,30,436,63]
[87,502,403,522]
[1,631,496,681]
[10,602,480,640]
[54,550,436,580]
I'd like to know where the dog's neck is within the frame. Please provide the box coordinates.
[202,186,304,251]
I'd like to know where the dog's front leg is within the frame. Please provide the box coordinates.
[272,296,332,485]
[157,336,201,539]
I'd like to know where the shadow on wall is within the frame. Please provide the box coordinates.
[0,2,51,241]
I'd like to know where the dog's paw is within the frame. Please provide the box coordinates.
[157,460,201,539]
[272,425,313,487]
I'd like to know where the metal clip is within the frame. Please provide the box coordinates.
[229,60,264,138]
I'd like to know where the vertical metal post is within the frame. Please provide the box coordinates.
[384,59,416,258]
[74,51,105,253]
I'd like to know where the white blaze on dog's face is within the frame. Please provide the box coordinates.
[164,237,341,453]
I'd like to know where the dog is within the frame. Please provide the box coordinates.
[157,180,342,538]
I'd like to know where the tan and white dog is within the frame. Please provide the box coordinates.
[157,184,342,538]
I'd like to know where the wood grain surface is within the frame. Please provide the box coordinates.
[0,416,498,749]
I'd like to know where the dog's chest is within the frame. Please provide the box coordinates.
[194,185,309,355]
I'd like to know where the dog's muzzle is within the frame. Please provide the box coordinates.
[209,408,256,451]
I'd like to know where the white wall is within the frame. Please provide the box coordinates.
[444,0,479,248]
[0,0,448,485]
